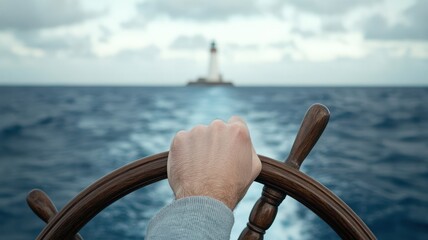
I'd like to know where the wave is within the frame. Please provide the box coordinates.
[0,116,63,137]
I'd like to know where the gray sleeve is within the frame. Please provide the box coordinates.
[146,196,234,240]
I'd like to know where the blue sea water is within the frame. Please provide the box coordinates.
[0,86,427,239]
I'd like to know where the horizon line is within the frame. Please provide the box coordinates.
[0,84,427,88]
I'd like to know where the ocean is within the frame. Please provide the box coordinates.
[0,87,427,239]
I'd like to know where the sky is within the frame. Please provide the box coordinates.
[0,0,427,86]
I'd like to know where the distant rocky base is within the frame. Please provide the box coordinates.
[187,78,234,86]
[187,81,234,86]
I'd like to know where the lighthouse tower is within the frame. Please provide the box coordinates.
[207,41,222,82]
[186,41,233,86]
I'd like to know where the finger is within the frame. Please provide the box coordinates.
[209,119,226,130]
[227,115,247,126]
[228,116,251,134]
[228,116,259,177]
[170,130,187,149]
[190,124,208,134]
[211,118,225,124]
[168,130,187,173]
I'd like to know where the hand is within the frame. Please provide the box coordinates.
[167,116,262,210]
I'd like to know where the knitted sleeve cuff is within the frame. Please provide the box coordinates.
[146,196,234,240]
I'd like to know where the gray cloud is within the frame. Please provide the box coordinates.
[114,45,161,60]
[136,0,263,21]
[124,0,276,32]
[170,35,208,50]
[121,17,147,29]
[98,25,112,43]
[134,0,376,22]
[270,41,296,49]
[0,0,98,30]
[286,0,374,15]
[12,32,94,57]
[226,43,259,51]
[363,0,428,40]
[0,45,17,59]
[322,21,346,33]
[130,0,427,43]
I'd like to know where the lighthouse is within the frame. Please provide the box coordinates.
[187,41,233,86]
[207,41,221,82]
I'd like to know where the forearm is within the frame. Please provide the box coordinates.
[146,196,234,240]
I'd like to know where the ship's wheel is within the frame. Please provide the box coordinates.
[27,104,376,239]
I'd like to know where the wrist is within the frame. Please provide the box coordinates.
[175,189,237,210]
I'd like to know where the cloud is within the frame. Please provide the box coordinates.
[0,0,99,30]
[114,45,161,60]
[269,41,297,51]
[11,32,94,57]
[225,43,259,51]
[322,21,346,33]
[134,0,375,22]
[98,25,112,43]
[136,0,263,21]
[363,0,428,40]
[0,46,16,59]
[286,0,374,15]
[170,35,208,50]
[121,16,148,29]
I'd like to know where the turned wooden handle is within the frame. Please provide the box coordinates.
[239,104,330,240]
[285,103,330,169]
[27,189,58,223]
[27,189,83,240]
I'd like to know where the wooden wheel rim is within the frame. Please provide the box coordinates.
[35,152,375,239]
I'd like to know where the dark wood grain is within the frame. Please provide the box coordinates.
[285,103,330,169]
[31,153,375,240]
[238,187,286,240]
[27,189,83,240]
[239,103,330,240]
[27,189,58,223]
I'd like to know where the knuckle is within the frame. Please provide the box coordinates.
[230,122,249,140]
[229,115,242,122]
[211,119,225,129]
[229,115,247,125]
[191,124,207,133]
[172,130,187,147]
[175,130,187,138]
[175,130,187,139]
